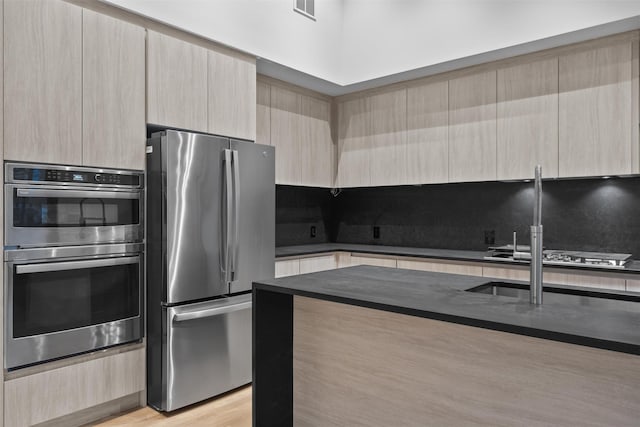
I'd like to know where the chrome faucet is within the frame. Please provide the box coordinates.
[530,165,543,305]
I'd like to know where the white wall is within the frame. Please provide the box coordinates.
[103,0,640,87]
[103,0,344,82]
[339,0,640,84]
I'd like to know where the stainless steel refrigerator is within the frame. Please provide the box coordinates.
[146,130,274,412]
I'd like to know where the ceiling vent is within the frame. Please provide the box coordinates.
[294,0,315,20]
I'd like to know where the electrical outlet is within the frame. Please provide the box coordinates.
[310,225,316,238]
[373,226,380,239]
[484,230,495,245]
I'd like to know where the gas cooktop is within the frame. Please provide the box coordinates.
[484,246,631,269]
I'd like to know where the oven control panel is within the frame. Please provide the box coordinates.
[8,164,142,187]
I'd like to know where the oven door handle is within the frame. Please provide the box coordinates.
[15,256,139,274]
[172,300,252,323]
[16,188,140,199]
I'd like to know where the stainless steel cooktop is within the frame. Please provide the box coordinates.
[484,246,631,269]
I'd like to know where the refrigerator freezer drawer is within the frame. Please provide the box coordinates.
[163,293,252,411]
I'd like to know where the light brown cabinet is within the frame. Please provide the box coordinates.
[397,257,483,277]
[275,259,301,278]
[337,97,371,187]
[448,70,497,182]
[82,10,146,170]
[406,81,449,184]
[271,85,301,184]
[559,40,636,177]
[208,50,256,140]
[369,89,407,186]
[4,0,82,164]
[497,58,559,180]
[299,254,338,274]
[147,30,208,132]
[256,81,271,146]
[299,94,334,187]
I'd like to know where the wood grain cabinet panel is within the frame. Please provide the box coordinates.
[4,348,144,427]
[369,89,407,186]
[559,41,634,177]
[497,58,559,180]
[4,0,82,164]
[627,279,640,292]
[299,254,338,274]
[147,30,208,132]
[275,259,300,278]
[208,50,256,140]
[337,97,371,187]
[256,81,271,146]
[397,257,483,277]
[448,70,497,182]
[82,10,145,170]
[563,272,626,291]
[349,254,397,268]
[406,81,449,184]
[300,95,334,187]
[271,85,301,184]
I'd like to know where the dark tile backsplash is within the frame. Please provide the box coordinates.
[277,178,640,257]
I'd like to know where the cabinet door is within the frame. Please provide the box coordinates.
[449,71,497,182]
[337,97,370,187]
[271,85,301,184]
[147,30,208,131]
[397,257,483,277]
[559,41,634,177]
[497,58,559,180]
[406,81,449,184]
[275,259,300,278]
[208,50,256,140]
[300,95,334,187]
[349,254,397,268]
[370,89,407,186]
[299,254,338,274]
[256,81,271,146]
[5,0,82,164]
[83,10,145,170]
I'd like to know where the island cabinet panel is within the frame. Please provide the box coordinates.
[559,40,635,177]
[397,257,483,277]
[299,94,334,188]
[4,0,82,164]
[271,85,301,185]
[256,81,271,146]
[82,10,145,170]
[369,89,407,186]
[293,296,640,427]
[337,97,371,187]
[275,259,301,278]
[208,50,256,141]
[448,70,497,182]
[4,347,145,427]
[497,58,559,180]
[406,80,449,184]
[147,30,208,132]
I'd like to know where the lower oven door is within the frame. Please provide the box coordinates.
[4,248,143,370]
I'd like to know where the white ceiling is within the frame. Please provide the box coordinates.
[102,0,640,95]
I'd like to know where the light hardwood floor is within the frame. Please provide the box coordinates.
[88,386,251,427]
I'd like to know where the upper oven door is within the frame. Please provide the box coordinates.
[5,184,143,247]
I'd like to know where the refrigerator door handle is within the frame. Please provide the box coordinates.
[231,150,240,281]
[172,300,252,323]
[223,149,234,284]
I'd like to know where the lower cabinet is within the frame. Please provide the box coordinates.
[4,345,145,427]
[276,251,637,291]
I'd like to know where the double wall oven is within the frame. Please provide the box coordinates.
[4,162,144,370]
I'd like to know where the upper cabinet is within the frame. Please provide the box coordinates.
[369,89,407,186]
[258,78,334,187]
[406,81,449,184]
[337,97,371,187]
[448,71,497,182]
[559,39,637,177]
[5,0,82,164]
[147,30,208,132]
[208,50,256,140]
[83,10,146,170]
[497,58,559,180]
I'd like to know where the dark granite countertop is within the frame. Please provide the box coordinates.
[254,265,640,355]
[275,243,640,274]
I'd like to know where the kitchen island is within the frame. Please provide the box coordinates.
[253,266,640,426]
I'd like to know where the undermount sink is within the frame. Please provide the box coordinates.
[466,281,640,309]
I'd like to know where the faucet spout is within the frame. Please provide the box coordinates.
[530,165,543,305]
